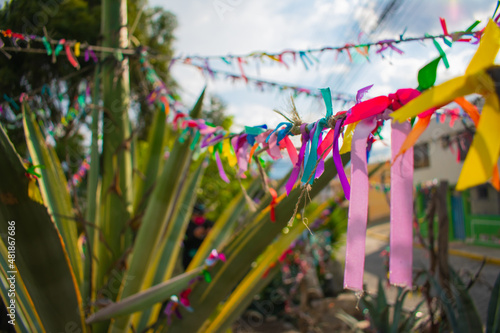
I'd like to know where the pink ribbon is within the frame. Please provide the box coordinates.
[231,135,250,178]
[389,121,414,287]
[343,116,377,291]
[266,132,283,160]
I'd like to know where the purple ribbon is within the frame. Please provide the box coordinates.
[376,40,404,55]
[333,120,351,200]
[356,84,373,104]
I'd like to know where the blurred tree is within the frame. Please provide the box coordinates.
[0,0,177,172]
[202,95,233,130]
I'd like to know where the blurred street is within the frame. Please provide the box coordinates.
[362,222,500,324]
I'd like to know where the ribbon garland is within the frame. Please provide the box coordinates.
[164,249,225,325]
[391,19,500,192]
[170,25,479,68]
[67,157,91,190]
[3,19,500,294]
[186,62,356,103]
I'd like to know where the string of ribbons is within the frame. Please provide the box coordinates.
[8,17,500,292]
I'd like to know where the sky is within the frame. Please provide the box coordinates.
[150,0,496,162]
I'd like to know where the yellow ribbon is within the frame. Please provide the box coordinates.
[74,42,81,57]
[391,20,500,191]
[222,137,237,167]
[339,122,358,154]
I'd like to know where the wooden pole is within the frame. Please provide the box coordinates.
[437,180,450,292]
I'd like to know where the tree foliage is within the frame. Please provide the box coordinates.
[0,0,177,170]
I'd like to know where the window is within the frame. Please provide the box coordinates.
[477,184,489,200]
[414,143,430,169]
[457,131,473,162]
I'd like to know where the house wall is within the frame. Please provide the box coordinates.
[469,184,500,215]
[413,120,466,185]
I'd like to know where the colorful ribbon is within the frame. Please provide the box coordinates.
[343,116,377,291]
[285,124,309,195]
[215,151,230,184]
[392,20,500,191]
[332,119,351,200]
[389,121,414,287]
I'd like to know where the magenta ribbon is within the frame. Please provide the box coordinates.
[389,121,414,287]
[344,96,390,125]
[343,116,377,291]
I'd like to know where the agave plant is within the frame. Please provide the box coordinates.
[427,267,500,333]
[0,0,357,331]
[336,280,425,333]
[0,75,352,333]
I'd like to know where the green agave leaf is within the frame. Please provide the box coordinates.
[93,61,134,309]
[22,104,83,289]
[400,299,425,332]
[361,294,380,330]
[133,107,167,214]
[426,271,460,332]
[205,202,332,333]
[487,271,500,333]
[376,278,389,332]
[0,124,86,332]
[134,159,206,330]
[390,288,409,333]
[86,268,203,323]
[450,268,482,332]
[108,88,205,333]
[187,177,261,271]
[0,237,43,332]
[166,154,350,333]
